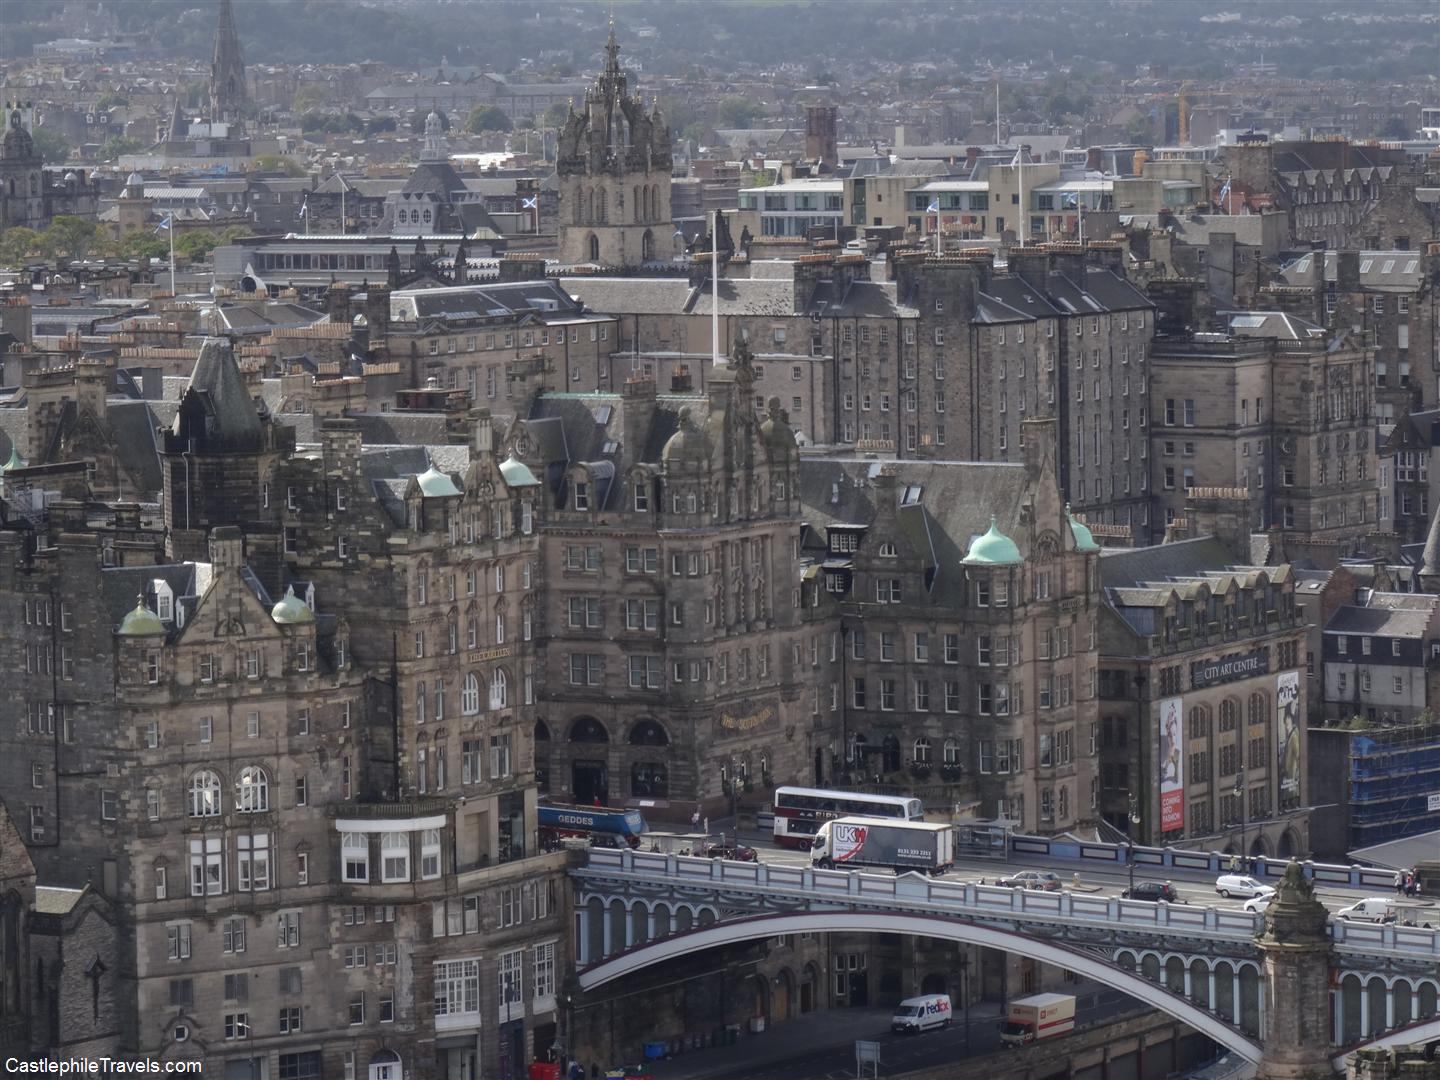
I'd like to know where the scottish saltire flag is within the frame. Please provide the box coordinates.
[154,214,172,234]
[522,196,538,209]
[298,199,308,219]
[927,199,939,213]
[1217,179,1232,208]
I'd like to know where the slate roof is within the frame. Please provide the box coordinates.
[1325,601,1437,639]
[393,279,583,321]
[345,413,453,447]
[1275,250,1425,291]
[358,444,472,525]
[1100,536,1238,588]
[184,338,263,446]
[100,562,207,636]
[796,457,1029,606]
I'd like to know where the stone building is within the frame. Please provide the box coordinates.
[1267,246,1438,428]
[1148,322,1379,559]
[556,30,672,267]
[0,337,572,1079]
[520,341,807,813]
[795,417,1103,836]
[0,103,102,231]
[1319,592,1440,725]
[561,242,1156,538]
[1097,504,1310,856]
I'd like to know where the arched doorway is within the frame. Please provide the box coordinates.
[773,970,793,1023]
[1278,828,1299,859]
[882,735,900,774]
[569,717,610,804]
[751,974,770,1023]
[800,963,818,1014]
[920,972,947,996]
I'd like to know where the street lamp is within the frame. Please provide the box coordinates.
[957,953,971,1053]
[1126,793,1141,895]
[557,973,579,1078]
[1234,768,1247,869]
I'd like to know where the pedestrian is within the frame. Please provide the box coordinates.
[1229,853,1240,873]
[591,1063,600,1080]
[1395,869,1406,897]
[1405,872,1419,898]
[593,795,602,808]
[691,806,701,831]
[569,1063,582,1080]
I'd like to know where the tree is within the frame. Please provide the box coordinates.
[1379,116,1411,140]
[251,153,305,177]
[409,108,450,134]
[716,97,762,130]
[365,115,398,135]
[465,105,512,134]
[291,84,332,114]
[542,102,569,129]
[30,126,71,164]
[1125,112,1157,144]
[43,216,101,261]
[100,135,143,160]
[117,231,169,261]
[0,227,41,266]
[95,92,129,111]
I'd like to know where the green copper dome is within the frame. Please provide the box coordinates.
[2,444,23,472]
[271,585,315,625]
[498,453,540,488]
[416,465,462,497]
[1069,508,1101,553]
[963,516,1023,566]
[117,597,166,636]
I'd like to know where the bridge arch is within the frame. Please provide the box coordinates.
[577,910,1265,1063]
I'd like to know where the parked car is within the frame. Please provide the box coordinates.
[1122,881,1180,903]
[704,841,758,862]
[1243,892,1276,914]
[997,870,1063,891]
[1215,874,1275,900]
[1336,897,1397,923]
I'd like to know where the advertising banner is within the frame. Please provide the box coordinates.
[1277,671,1301,808]
[1160,696,1184,832]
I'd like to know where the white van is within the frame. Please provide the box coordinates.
[891,994,952,1034]
[1337,897,1396,923]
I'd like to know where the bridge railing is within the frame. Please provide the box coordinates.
[580,849,1440,960]
[1008,833,1401,891]
[584,849,1262,940]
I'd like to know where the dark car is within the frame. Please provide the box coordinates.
[704,841,758,862]
[1122,881,1180,904]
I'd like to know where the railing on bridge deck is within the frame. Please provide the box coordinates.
[578,848,1440,961]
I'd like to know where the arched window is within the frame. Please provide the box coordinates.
[535,719,551,741]
[629,720,669,746]
[882,735,901,773]
[597,188,607,223]
[642,229,654,262]
[467,616,478,650]
[589,234,600,261]
[495,611,506,644]
[879,542,897,557]
[489,668,508,710]
[846,732,867,763]
[381,832,410,882]
[1248,692,1268,726]
[188,770,222,817]
[569,717,609,743]
[1220,698,1240,732]
[631,762,668,797]
[461,673,480,715]
[368,1048,402,1080]
[913,737,931,764]
[235,767,269,813]
[942,739,960,765]
[416,681,428,725]
[1059,786,1069,819]
[633,185,641,222]
[422,208,432,224]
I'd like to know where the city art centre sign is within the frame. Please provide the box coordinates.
[1190,647,1268,690]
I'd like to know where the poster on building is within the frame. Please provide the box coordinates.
[1277,671,1301,808]
[1159,696,1184,832]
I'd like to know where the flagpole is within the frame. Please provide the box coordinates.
[169,217,176,296]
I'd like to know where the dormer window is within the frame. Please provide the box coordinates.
[633,481,649,512]
[154,584,173,623]
[574,482,590,511]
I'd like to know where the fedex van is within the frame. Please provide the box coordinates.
[891,994,952,1034]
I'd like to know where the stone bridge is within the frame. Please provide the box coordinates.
[572,849,1440,1075]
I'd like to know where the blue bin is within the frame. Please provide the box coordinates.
[643,1042,667,1060]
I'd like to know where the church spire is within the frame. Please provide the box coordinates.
[210,0,247,133]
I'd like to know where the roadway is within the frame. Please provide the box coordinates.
[704,830,1438,923]
[645,984,1140,1080]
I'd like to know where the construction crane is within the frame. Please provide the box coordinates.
[1178,81,1192,146]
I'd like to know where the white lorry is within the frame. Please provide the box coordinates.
[810,817,956,874]
[998,993,1076,1047]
